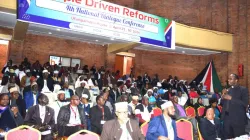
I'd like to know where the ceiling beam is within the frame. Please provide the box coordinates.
[12,21,29,41]
[107,43,140,53]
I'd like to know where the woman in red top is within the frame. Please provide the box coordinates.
[189,87,200,98]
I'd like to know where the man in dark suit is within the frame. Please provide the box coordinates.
[37,70,54,92]
[109,84,119,103]
[199,108,222,140]
[221,74,249,139]
[24,94,55,140]
[90,95,113,135]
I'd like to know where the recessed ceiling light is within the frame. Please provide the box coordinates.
[56,28,61,31]
[48,32,52,34]
[110,38,114,40]
[95,40,99,42]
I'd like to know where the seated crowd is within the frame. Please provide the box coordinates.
[0,58,247,140]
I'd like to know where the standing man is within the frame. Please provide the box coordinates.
[221,74,248,139]
[90,95,113,135]
[57,95,87,137]
[101,102,145,140]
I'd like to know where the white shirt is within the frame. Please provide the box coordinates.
[88,79,94,87]
[113,90,117,102]
[68,106,81,126]
[178,96,187,106]
[19,71,26,81]
[33,94,37,106]
[42,80,50,92]
[49,101,69,124]
[120,123,132,140]
[65,77,69,83]
[39,105,46,123]
[164,115,174,140]
[209,120,215,125]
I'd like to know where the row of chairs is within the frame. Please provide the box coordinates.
[4,125,100,140]
[186,105,222,117]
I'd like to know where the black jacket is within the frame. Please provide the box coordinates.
[9,97,26,118]
[57,104,87,137]
[0,107,23,130]
[199,118,222,140]
[135,104,152,113]
[37,77,54,92]
[109,89,120,103]
[90,105,113,135]
[24,104,55,139]
[221,86,249,125]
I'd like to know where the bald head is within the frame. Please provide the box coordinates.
[206,108,215,120]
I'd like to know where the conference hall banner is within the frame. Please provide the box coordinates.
[17,0,175,49]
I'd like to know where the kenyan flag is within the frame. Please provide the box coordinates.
[190,61,223,92]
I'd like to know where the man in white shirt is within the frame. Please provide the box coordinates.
[49,90,69,124]
[57,95,87,137]
[177,91,187,106]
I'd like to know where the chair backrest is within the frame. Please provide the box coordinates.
[68,130,100,140]
[217,105,222,112]
[140,122,149,137]
[5,125,41,140]
[176,119,193,140]
[185,106,196,117]
[197,106,205,116]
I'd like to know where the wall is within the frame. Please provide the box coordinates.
[0,43,8,78]
[9,34,107,68]
[126,50,228,83]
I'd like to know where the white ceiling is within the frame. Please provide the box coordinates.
[0,11,221,55]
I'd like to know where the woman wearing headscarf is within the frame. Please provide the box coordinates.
[194,97,204,110]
